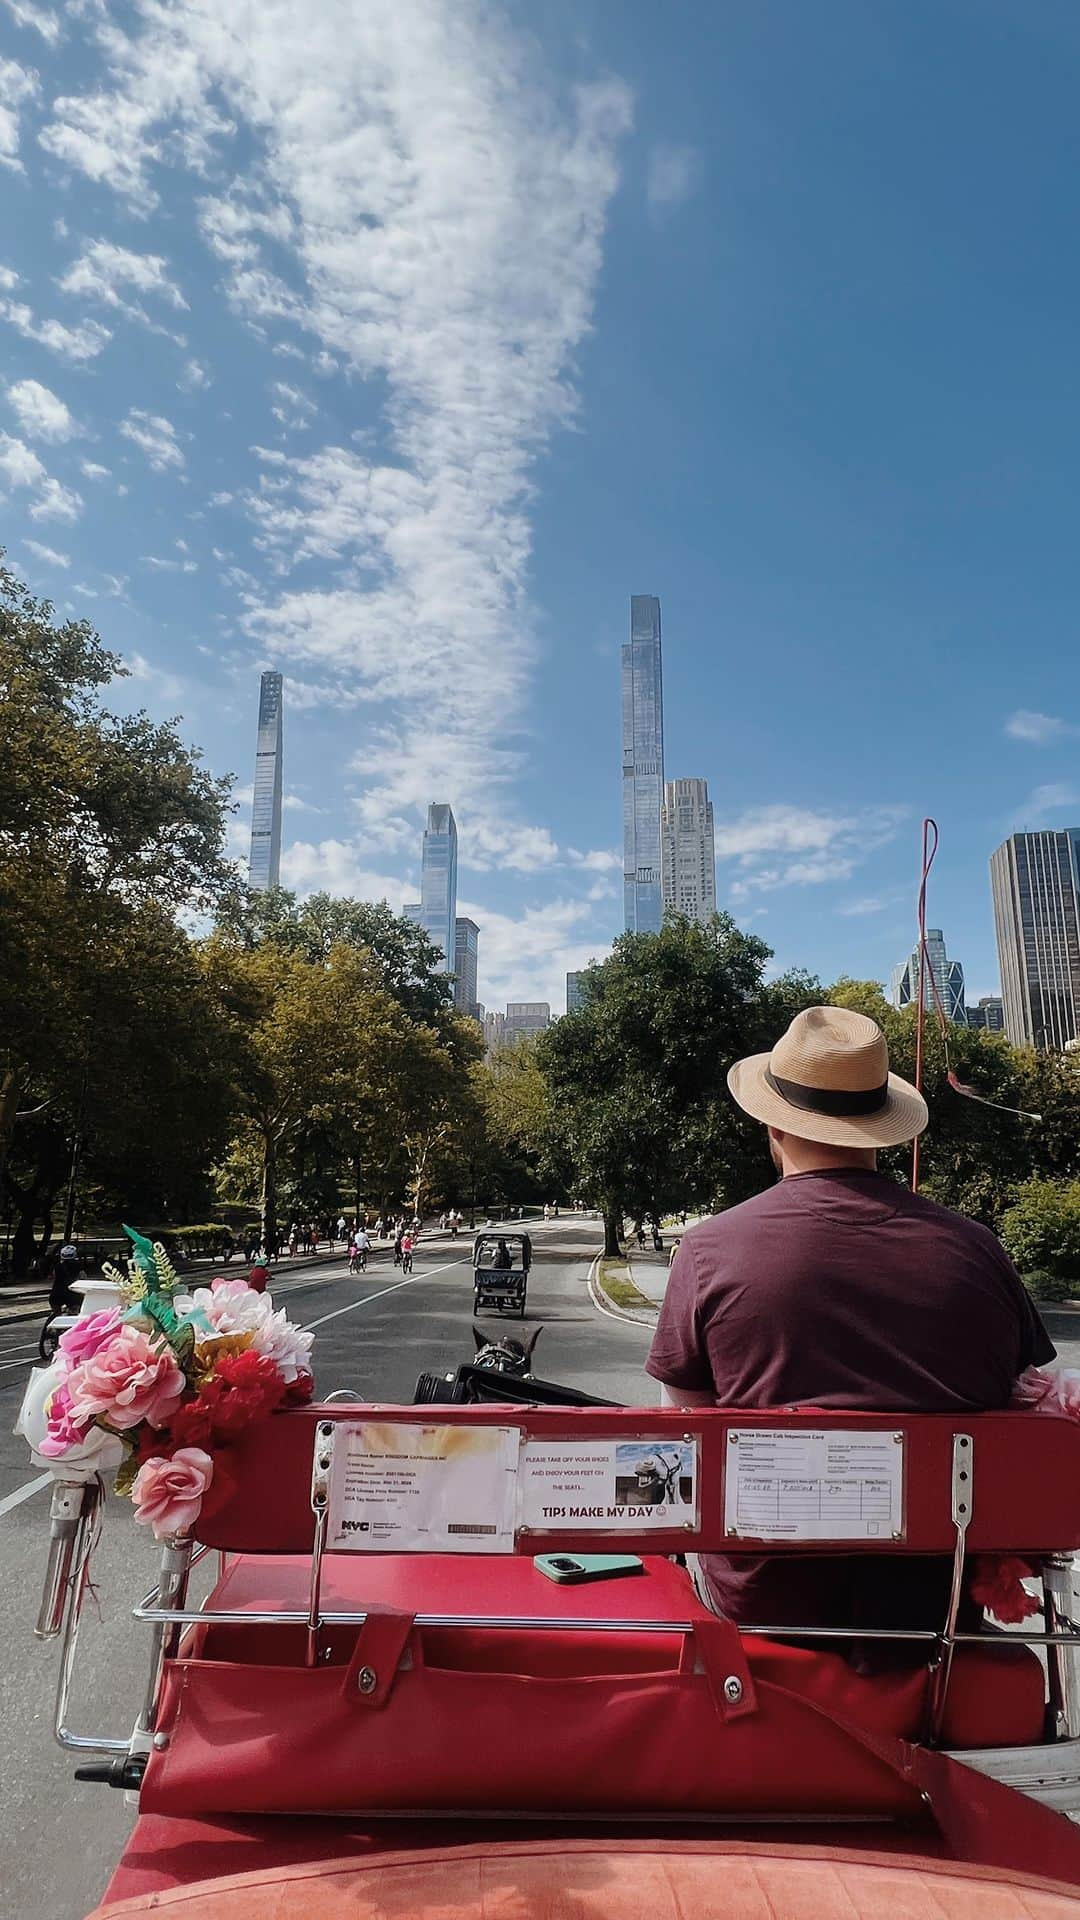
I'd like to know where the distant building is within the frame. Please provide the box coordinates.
[890,929,967,1024]
[966,995,1005,1032]
[991,830,1080,1049]
[622,595,666,934]
[248,670,283,891]
[504,1002,550,1044]
[406,803,458,973]
[566,971,587,1014]
[453,917,481,1022]
[483,1010,506,1061]
[661,778,716,923]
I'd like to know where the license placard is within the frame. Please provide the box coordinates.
[326,1420,519,1552]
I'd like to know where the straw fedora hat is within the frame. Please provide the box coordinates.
[727,1006,928,1149]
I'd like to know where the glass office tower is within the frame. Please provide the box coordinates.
[622,595,666,933]
[410,803,458,972]
[248,670,283,892]
[990,830,1080,1049]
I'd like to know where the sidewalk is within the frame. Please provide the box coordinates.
[590,1243,674,1326]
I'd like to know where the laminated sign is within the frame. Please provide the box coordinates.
[723,1428,905,1542]
[326,1421,519,1553]
[518,1437,699,1532]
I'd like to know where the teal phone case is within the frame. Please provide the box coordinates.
[533,1553,644,1585]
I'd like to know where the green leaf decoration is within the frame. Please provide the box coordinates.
[114,1454,140,1498]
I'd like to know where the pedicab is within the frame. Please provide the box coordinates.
[471,1228,531,1317]
[18,1227,1080,1919]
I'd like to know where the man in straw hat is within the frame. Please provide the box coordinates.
[647,1006,1053,1645]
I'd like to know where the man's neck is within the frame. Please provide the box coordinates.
[774,1137,879,1179]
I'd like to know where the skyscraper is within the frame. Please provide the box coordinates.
[966,995,1005,1032]
[248,670,283,892]
[991,830,1080,1049]
[889,929,966,1024]
[566,970,587,1014]
[621,595,665,933]
[407,804,458,972]
[453,917,480,1021]
[661,778,716,923]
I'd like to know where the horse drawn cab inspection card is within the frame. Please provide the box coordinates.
[723,1427,905,1542]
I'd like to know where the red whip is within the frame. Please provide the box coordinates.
[911,818,1040,1192]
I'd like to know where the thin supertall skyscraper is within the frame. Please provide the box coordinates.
[407,804,458,973]
[248,670,283,892]
[622,595,665,933]
[991,829,1080,1049]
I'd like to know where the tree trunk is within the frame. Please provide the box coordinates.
[353,1153,362,1222]
[602,1208,623,1258]
[261,1131,277,1253]
[0,1065,25,1201]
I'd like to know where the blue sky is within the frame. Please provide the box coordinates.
[3,1,1080,1013]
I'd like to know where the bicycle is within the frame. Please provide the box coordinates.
[348,1248,368,1275]
[401,1249,414,1275]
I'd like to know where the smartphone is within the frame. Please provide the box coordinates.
[533,1553,644,1585]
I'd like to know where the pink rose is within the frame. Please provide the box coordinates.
[58,1309,123,1368]
[66,1324,186,1432]
[131,1448,214,1539]
[37,1381,92,1458]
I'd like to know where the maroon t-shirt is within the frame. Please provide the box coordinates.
[646,1170,1053,1633]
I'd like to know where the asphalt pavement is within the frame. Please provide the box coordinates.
[0,1215,648,1920]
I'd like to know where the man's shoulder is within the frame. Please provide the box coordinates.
[896,1184,1010,1255]
[681,1187,788,1253]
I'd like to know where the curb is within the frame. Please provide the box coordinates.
[587,1252,658,1329]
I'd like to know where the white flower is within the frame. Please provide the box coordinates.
[190,1281,272,1339]
[248,1305,314,1385]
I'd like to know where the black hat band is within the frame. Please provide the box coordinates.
[764,1067,890,1118]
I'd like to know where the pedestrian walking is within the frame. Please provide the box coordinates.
[393,1230,403,1267]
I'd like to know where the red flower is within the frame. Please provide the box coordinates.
[971,1554,1043,1625]
[202,1350,284,1434]
[283,1370,314,1405]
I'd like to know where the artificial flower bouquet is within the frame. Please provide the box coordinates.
[34,1226,314,1539]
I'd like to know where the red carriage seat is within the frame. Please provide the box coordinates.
[139,1405,1080,1824]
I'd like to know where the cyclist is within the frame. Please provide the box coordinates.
[351,1226,371,1274]
[400,1230,414,1275]
[39,1243,83,1361]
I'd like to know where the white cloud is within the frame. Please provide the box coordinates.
[79,459,110,480]
[127,651,186,702]
[23,536,69,566]
[0,290,110,360]
[37,0,632,867]
[0,429,82,520]
[269,379,315,429]
[179,357,210,391]
[646,142,703,210]
[0,55,39,171]
[1015,783,1080,826]
[7,376,76,441]
[717,803,906,899]
[1005,709,1076,745]
[567,846,622,872]
[2,1,60,45]
[461,895,608,1011]
[142,552,198,573]
[58,239,186,322]
[29,474,82,521]
[838,896,891,918]
[120,408,184,470]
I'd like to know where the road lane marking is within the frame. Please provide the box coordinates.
[302,1258,469,1331]
[0,1471,51,1518]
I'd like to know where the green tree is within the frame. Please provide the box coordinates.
[540,914,788,1255]
[1000,1179,1080,1302]
[0,560,235,1204]
[213,888,452,1023]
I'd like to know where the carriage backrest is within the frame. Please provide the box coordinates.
[196,1403,1080,1558]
